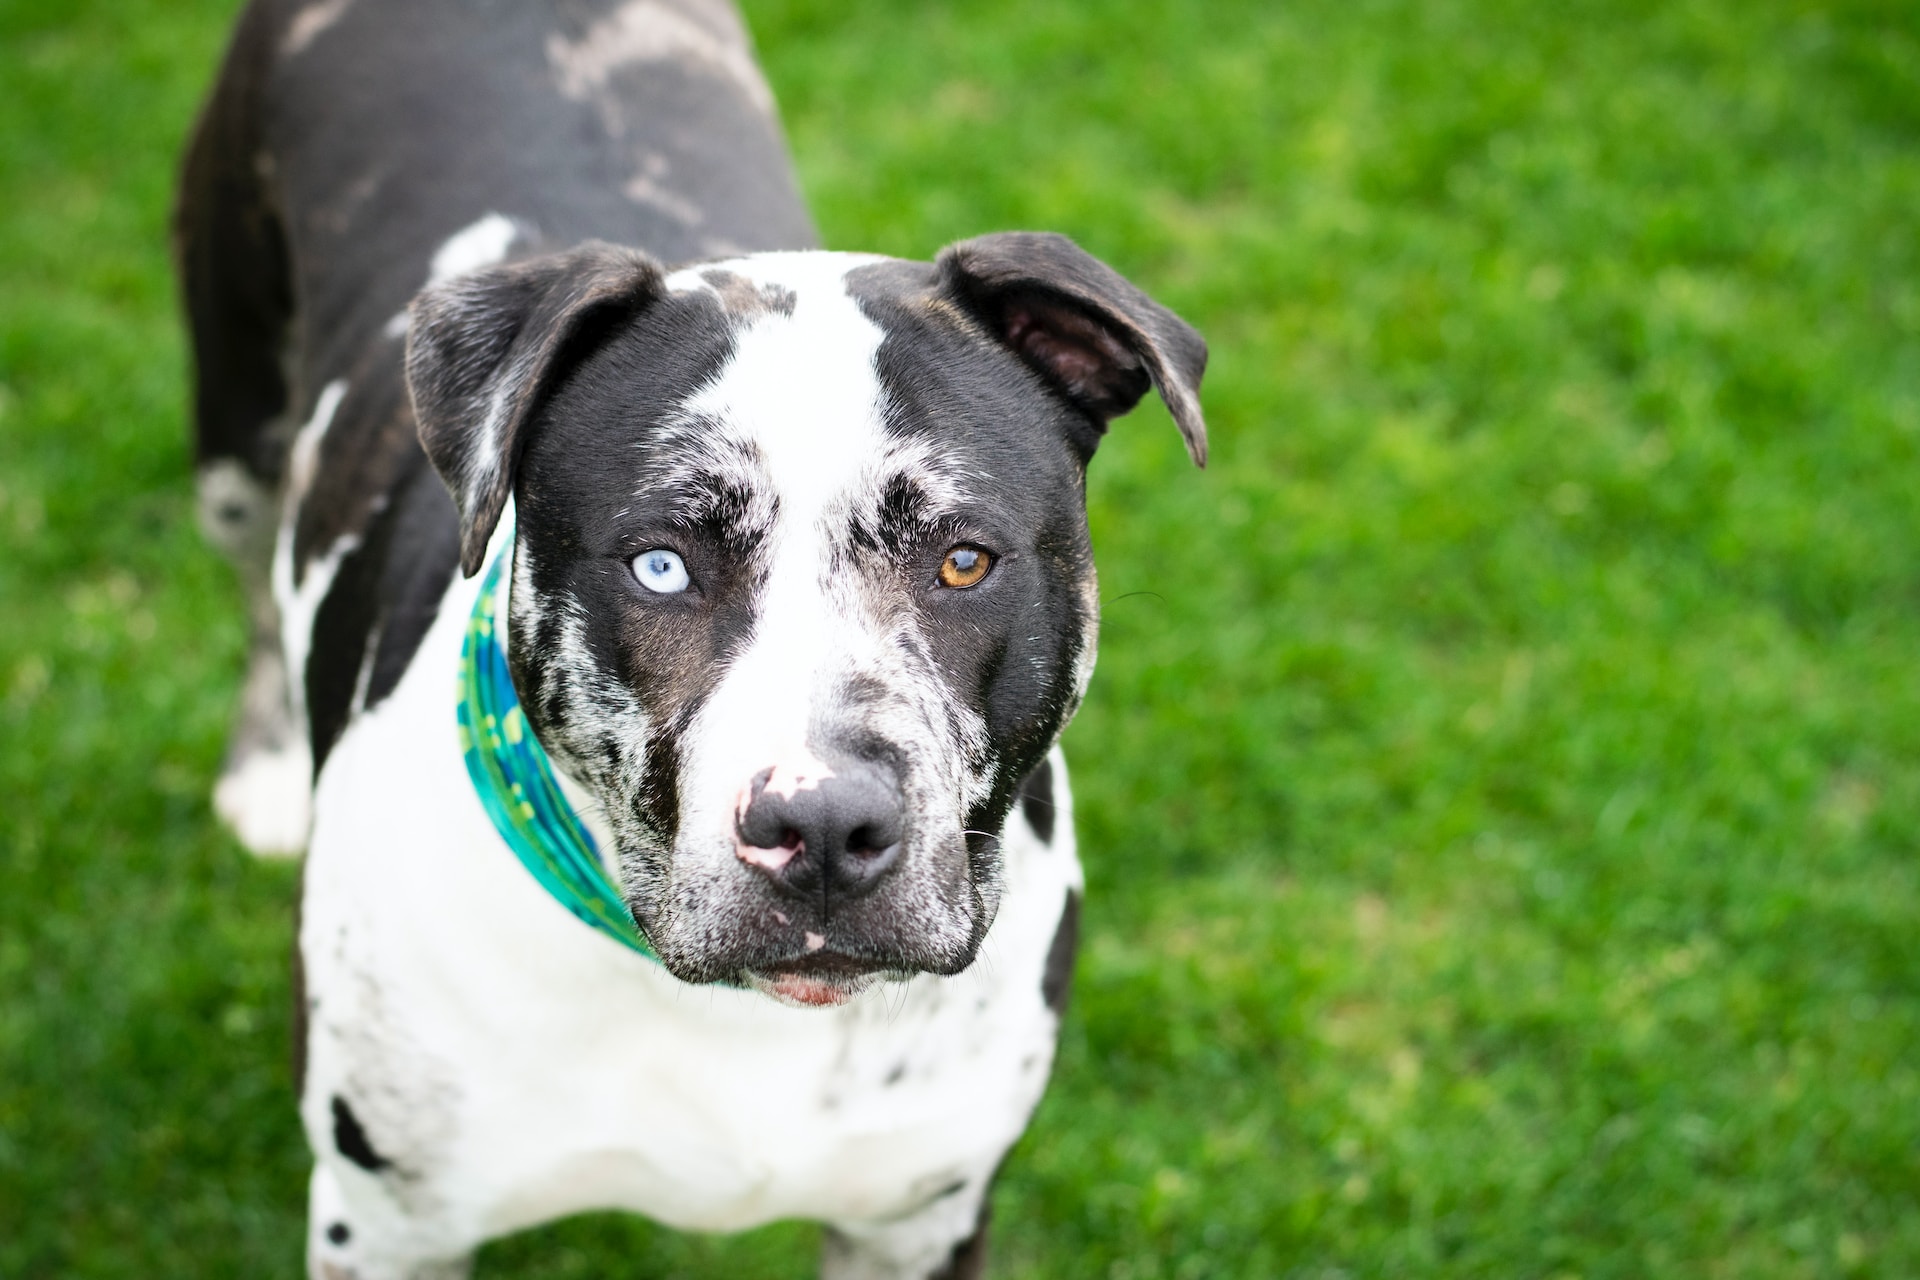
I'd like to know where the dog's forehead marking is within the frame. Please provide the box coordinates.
[662,252,973,520]
[668,252,892,519]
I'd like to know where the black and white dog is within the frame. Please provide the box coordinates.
[178,1,1205,1275]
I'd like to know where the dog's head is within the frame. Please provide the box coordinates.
[406,233,1205,1003]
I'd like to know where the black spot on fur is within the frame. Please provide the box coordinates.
[846,471,937,562]
[364,463,461,707]
[678,451,778,565]
[331,1095,390,1172]
[636,727,685,850]
[1019,758,1055,844]
[326,1221,351,1246]
[1042,890,1081,1013]
[305,544,383,772]
[929,1195,993,1280]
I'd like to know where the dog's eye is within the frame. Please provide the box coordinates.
[631,548,690,594]
[937,546,994,589]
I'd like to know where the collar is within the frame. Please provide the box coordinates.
[458,547,657,959]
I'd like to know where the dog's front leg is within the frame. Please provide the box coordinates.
[305,1163,475,1280]
[822,1184,994,1280]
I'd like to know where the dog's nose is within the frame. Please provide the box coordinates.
[735,755,905,901]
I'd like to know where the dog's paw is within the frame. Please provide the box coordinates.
[214,741,313,857]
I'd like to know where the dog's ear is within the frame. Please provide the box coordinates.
[936,231,1208,467]
[406,241,666,577]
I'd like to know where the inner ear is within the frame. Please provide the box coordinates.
[999,291,1151,421]
[935,231,1207,466]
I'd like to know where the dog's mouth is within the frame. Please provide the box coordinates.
[743,950,892,1008]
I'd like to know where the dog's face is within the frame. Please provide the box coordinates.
[408,234,1205,1002]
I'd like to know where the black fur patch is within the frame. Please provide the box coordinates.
[291,355,416,572]
[1019,758,1055,845]
[175,0,294,480]
[331,1095,390,1173]
[364,464,462,707]
[1042,890,1081,1014]
[929,1196,994,1280]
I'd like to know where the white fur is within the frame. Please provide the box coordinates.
[546,0,774,118]
[282,0,354,56]
[195,457,275,558]
[427,213,521,285]
[262,382,358,860]
[207,384,345,859]
[287,379,347,503]
[214,739,313,858]
[667,254,892,870]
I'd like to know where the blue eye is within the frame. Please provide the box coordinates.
[631,548,690,594]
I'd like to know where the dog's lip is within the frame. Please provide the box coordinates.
[746,949,886,1007]
[764,949,873,978]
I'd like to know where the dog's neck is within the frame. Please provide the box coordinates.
[461,533,655,958]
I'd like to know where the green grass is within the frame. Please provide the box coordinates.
[3,0,1918,1274]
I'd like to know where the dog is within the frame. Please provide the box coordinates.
[176,1,1206,1275]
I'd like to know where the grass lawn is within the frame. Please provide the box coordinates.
[4,0,1919,1274]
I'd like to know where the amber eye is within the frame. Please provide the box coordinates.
[937,546,994,589]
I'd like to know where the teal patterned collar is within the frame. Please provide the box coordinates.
[457,548,657,959]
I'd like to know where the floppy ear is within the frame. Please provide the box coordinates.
[935,231,1208,467]
[406,241,666,576]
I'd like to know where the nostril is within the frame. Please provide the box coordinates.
[845,825,893,858]
[778,827,803,852]
[834,837,902,894]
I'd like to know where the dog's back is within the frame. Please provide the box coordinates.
[188,0,815,381]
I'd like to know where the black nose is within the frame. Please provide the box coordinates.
[736,756,905,902]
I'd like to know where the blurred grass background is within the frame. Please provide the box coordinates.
[3,0,1919,1275]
